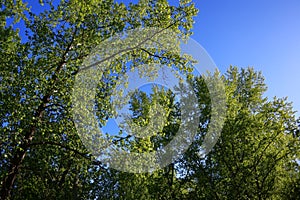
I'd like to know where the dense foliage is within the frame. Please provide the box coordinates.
[1,0,299,199]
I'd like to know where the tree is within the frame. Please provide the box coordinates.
[0,0,197,199]
[178,67,300,199]
[113,88,183,199]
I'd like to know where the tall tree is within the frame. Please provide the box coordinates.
[0,0,197,199]
[114,88,183,199]
[178,67,300,199]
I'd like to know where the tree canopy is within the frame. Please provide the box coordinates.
[0,0,299,199]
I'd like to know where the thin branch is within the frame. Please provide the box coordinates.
[30,141,88,158]
[77,17,184,73]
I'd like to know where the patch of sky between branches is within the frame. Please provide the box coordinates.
[101,82,175,137]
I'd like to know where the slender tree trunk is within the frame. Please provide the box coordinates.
[1,132,33,199]
[1,32,74,198]
[1,95,48,200]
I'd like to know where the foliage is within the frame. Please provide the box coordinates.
[0,0,197,199]
[0,0,299,199]
[177,67,300,200]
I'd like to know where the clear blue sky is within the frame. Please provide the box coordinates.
[192,0,300,116]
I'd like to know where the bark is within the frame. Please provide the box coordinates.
[0,27,77,199]
[1,95,48,200]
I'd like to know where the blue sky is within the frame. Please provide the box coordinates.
[194,0,300,116]
[192,0,300,116]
